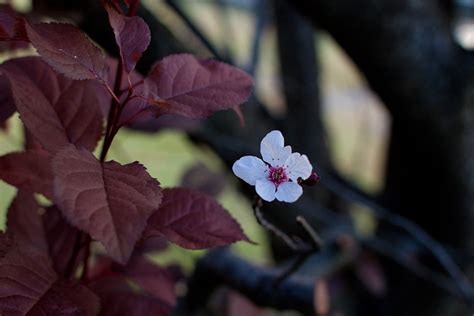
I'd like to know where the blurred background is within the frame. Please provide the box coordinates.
[1,0,474,315]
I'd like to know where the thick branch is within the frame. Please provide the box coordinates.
[177,247,353,314]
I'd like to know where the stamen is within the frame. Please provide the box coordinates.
[267,166,288,187]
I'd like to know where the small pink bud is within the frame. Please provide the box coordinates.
[300,171,320,186]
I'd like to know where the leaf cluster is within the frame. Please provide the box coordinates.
[0,1,252,314]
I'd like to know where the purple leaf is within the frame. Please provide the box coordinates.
[90,276,170,316]
[144,188,250,249]
[105,3,150,73]
[6,191,48,252]
[113,256,176,308]
[33,279,100,316]
[0,150,54,199]
[43,205,84,276]
[52,145,163,263]
[1,57,104,152]
[145,54,253,119]
[26,21,108,82]
[0,193,100,315]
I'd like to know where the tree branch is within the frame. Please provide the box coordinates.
[176,246,354,314]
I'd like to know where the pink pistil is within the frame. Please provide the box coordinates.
[267,166,288,187]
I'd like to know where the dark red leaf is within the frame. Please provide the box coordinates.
[43,205,84,276]
[24,127,47,151]
[6,191,48,251]
[99,290,169,316]
[91,276,170,316]
[114,256,176,308]
[105,3,150,73]
[145,54,253,119]
[34,279,100,316]
[0,150,53,199]
[1,57,104,152]
[0,193,100,316]
[144,188,250,249]
[0,5,28,42]
[86,255,115,281]
[26,22,108,82]
[52,145,162,263]
[0,75,15,124]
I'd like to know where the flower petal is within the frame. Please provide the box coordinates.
[232,156,268,185]
[256,179,276,202]
[260,130,286,165]
[275,181,303,203]
[272,146,292,167]
[285,153,312,182]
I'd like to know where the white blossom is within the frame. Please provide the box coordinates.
[232,130,312,203]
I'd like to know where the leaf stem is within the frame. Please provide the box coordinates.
[65,231,83,278]
[81,235,91,281]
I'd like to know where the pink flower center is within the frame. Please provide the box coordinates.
[267,166,288,187]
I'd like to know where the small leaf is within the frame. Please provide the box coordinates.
[0,150,54,199]
[105,3,150,73]
[144,188,250,249]
[43,205,84,276]
[53,145,162,263]
[26,21,108,82]
[1,57,103,152]
[145,54,252,119]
